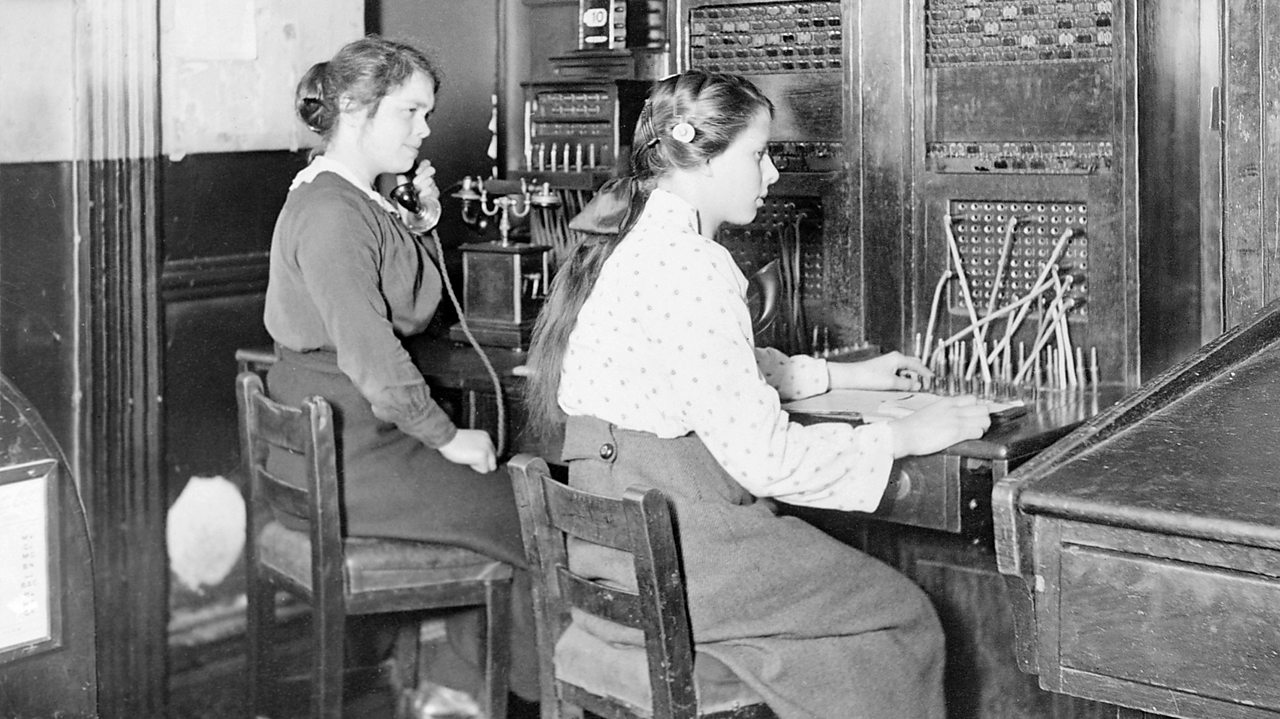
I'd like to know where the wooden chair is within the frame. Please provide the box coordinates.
[507,454,776,719]
[237,371,513,719]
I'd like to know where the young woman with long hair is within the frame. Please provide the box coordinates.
[524,70,992,718]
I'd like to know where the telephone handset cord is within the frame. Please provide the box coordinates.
[429,228,507,457]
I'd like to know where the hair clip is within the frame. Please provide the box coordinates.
[671,121,695,143]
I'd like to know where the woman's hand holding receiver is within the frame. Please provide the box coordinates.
[887,395,992,458]
[438,428,497,474]
[408,159,440,208]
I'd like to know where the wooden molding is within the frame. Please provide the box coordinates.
[75,1,168,716]
[161,253,270,302]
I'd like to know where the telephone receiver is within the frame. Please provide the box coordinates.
[747,258,781,335]
[391,159,442,231]
[391,160,424,215]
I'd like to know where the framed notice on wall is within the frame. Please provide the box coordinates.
[0,459,61,663]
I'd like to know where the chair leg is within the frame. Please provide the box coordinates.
[481,578,512,719]
[311,599,347,719]
[245,571,276,719]
[391,621,422,719]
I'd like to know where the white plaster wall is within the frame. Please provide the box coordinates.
[159,0,363,159]
[0,0,76,163]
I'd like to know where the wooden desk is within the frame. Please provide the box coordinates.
[994,302,1280,719]
[791,387,1125,536]
[787,389,1136,719]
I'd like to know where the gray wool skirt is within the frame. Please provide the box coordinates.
[562,414,946,719]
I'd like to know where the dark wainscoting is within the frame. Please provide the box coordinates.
[161,151,298,622]
[161,150,305,483]
[162,149,308,260]
[0,160,78,452]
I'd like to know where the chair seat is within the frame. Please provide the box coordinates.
[554,622,766,717]
[257,521,513,595]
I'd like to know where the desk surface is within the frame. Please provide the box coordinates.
[251,337,1125,465]
[404,334,531,393]
[792,385,1127,463]
[409,336,1130,464]
[1019,347,1280,549]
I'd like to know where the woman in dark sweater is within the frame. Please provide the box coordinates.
[263,35,536,704]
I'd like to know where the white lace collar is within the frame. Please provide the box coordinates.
[290,155,401,215]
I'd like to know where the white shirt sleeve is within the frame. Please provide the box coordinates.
[642,243,894,512]
[754,347,830,400]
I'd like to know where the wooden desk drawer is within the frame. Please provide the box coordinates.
[1035,520,1280,717]
[872,454,992,535]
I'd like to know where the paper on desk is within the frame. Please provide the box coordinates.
[783,390,1023,423]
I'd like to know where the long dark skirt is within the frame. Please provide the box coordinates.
[562,415,946,719]
[265,346,538,700]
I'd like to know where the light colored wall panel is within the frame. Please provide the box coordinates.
[0,0,75,162]
[159,0,363,159]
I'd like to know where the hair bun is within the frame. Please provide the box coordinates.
[299,97,328,133]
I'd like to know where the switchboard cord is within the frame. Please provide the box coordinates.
[430,228,507,458]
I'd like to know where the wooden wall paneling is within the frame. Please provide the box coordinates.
[1200,0,1224,343]
[856,0,912,352]
[162,292,271,492]
[0,162,78,451]
[159,150,296,517]
[161,151,305,261]
[76,0,167,715]
[1137,2,1210,378]
[827,0,863,345]
[1222,0,1280,326]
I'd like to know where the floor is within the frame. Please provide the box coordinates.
[167,614,539,719]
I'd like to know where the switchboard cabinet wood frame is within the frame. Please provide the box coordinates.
[905,0,1141,388]
[669,0,881,347]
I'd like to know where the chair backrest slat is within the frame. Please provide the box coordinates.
[556,567,645,628]
[255,467,310,519]
[252,400,314,454]
[508,454,700,719]
[236,371,345,600]
[543,480,632,549]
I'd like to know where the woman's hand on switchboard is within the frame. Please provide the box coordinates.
[438,428,498,474]
[829,351,932,391]
[887,395,991,458]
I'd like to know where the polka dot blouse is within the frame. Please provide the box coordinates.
[559,189,893,512]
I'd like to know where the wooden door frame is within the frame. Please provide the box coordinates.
[74,1,168,715]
